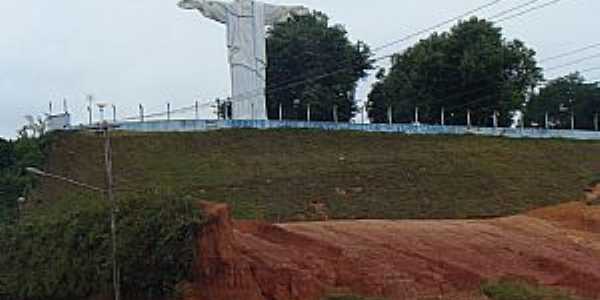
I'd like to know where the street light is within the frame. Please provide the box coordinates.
[26,164,120,300]
[26,167,105,193]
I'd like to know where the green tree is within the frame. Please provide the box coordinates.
[266,11,373,121]
[526,73,600,130]
[0,134,45,224]
[0,138,15,170]
[368,17,542,126]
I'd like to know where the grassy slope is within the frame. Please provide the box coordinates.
[38,129,600,221]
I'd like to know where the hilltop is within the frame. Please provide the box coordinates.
[38,129,600,221]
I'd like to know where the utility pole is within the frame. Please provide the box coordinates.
[545,112,549,130]
[307,103,311,122]
[195,101,199,120]
[112,105,117,123]
[387,105,393,125]
[25,132,120,300]
[102,122,120,300]
[595,112,599,131]
[571,111,575,131]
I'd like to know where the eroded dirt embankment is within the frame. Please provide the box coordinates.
[183,202,600,300]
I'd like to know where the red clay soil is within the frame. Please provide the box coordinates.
[182,202,600,300]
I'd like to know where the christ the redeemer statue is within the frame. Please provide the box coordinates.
[178,0,309,120]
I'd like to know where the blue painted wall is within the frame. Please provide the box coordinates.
[110,119,600,141]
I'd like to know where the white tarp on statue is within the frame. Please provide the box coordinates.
[178,0,309,120]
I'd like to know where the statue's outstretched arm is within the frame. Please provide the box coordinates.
[264,4,309,25]
[178,0,230,24]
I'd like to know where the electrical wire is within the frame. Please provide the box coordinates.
[545,53,600,72]
[372,0,503,53]
[539,42,600,63]
[492,0,564,23]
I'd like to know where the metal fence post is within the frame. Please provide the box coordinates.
[87,95,93,125]
[545,112,549,129]
[307,103,311,122]
[595,112,599,131]
[520,111,525,132]
[387,105,393,125]
[414,106,419,125]
[333,105,338,123]
[493,111,498,128]
[467,109,472,129]
[167,102,171,121]
[279,102,283,121]
[441,107,445,126]
[571,111,575,130]
[139,104,144,123]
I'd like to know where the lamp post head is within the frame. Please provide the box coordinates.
[26,167,45,176]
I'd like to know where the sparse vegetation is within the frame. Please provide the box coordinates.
[482,279,584,300]
[37,129,600,221]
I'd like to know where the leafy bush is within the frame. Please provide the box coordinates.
[0,193,204,300]
[482,279,581,300]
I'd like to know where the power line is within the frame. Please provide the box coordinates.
[493,0,565,23]
[372,0,503,53]
[581,66,600,73]
[488,0,540,19]
[545,53,600,72]
[539,42,600,63]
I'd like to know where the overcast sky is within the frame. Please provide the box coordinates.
[1,0,599,138]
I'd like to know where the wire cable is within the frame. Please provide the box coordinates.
[488,0,540,19]
[372,0,503,53]
[493,0,564,23]
[539,42,600,63]
[545,53,600,72]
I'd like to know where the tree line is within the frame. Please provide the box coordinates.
[264,14,599,129]
[0,135,44,224]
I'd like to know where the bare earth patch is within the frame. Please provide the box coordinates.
[183,202,600,300]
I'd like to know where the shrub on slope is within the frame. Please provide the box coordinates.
[0,193,203,300]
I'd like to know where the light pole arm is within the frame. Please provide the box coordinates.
[26,167,106,194]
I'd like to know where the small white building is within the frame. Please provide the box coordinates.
[46,113,71,132]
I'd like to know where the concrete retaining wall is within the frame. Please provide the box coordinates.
[113,119,600,141]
